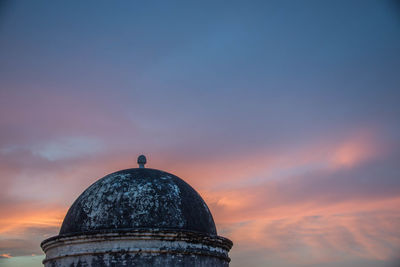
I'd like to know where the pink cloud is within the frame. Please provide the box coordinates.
[0,126,398,265]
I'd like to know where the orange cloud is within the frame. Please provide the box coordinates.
[170,129,382,195]
[0,127,393,264]
[206,184,400,264]
[331,132,378,168]
[0,205,65,237]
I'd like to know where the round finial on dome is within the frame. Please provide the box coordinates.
[137,155,147,168]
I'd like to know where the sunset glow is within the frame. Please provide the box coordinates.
[1,1,399,266]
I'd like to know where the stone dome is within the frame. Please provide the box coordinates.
[59,167,217,236]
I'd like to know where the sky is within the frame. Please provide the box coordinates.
[0,0,400,266]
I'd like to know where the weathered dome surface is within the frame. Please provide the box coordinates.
[60,168,217,236]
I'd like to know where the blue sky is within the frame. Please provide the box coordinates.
[0,1,400,266]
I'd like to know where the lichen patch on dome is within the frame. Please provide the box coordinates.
[59,168,217,236]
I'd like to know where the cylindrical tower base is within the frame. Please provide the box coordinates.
[41,230,233,267]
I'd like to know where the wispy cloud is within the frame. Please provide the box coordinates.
[1,128,396,264]
[0,1,399,266]
[1,136,104,161]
